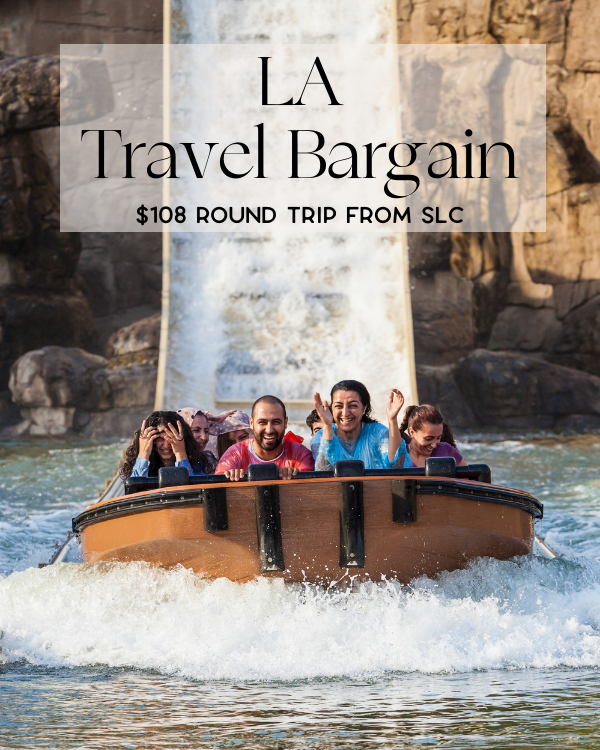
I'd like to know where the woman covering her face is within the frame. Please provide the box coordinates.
[120,411,210,479]
[311,379,412,471]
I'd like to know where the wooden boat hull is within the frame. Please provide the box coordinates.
[73,474,541,584]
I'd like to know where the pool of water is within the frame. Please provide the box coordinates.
[1,434,600,748]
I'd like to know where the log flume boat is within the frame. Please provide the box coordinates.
[68,457,545,584]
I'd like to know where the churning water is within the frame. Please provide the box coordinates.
[1,434,600,748]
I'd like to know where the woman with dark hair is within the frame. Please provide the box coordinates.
[399,404,466,468]
[177,407,218,473]
[210,410,253,459]
[311,379,411,470]
[120,411,211,480]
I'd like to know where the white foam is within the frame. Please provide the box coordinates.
[2,556,600,680]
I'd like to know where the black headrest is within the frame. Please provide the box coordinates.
[247,463,279,481]
[334,460,365,477]
[158,466,190,488]
[124,476,158,494]
[425,456,456,477]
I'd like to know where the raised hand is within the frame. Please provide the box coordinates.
[313,392,334,441]
[313,392,333,425]
[138,419,158,460]
[386,389,405,422]
[164,421,187,462]
[387,389,405,464]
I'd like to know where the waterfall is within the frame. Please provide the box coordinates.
[158,0,418,428]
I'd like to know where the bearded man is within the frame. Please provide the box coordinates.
[215,395,314,481]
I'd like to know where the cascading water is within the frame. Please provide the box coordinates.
[160,0,418,423]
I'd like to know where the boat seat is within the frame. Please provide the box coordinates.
[122,463,493,495]
[124,477,158,494]
[159,466,189,487]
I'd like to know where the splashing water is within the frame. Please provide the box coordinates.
[2,555,600,680]
[162,0,418,419]
[1,434,600,748]
[1,434,600,680]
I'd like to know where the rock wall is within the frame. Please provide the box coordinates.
[1,0,600,435]
[0,53,101,426]
[0,0,163,349]
[401,0,600,399]
[7,314,159,438]
[418,349,600,431]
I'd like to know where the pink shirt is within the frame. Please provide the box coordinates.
[216,438,315,474]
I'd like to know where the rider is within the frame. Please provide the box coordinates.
[120,411,208,479]
[400,404,467,468]
[311,380,411,471]
[305,408,324,436]
[215,395,315,481]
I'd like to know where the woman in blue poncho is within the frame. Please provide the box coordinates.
[311,380,412,471]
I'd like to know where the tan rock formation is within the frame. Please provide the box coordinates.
[403,0,600,380]
[7,313,160,438]
[106,312,161,365]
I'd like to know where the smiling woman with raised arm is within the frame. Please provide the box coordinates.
[120,411,209,480]
[311,380,412,471]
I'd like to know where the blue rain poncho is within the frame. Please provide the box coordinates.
[310,421,412,471]
[130,457,206,477]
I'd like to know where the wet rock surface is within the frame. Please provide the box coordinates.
[551,296,600,377]
[6,315,159,438]
[418,349,600,430]
[411,272,475,365]
[416,363,476,428]
[464,350,600,429]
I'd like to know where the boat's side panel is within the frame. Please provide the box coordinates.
[82,505,205,561]
[362,489,532,581]
[81,480,534,583]
[82,487,261,580]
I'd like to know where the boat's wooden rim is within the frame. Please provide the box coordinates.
[73,474,542,533]
[83,474,537,511]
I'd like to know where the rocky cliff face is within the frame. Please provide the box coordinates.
[0,0,164,351]
[402,0,600,398]
[0,0,163,430]
[2,0,600,435]
[0,53,100,425]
